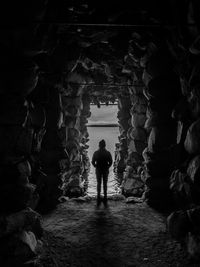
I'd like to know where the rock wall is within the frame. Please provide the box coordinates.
[1,0,200,263]
[0,2,61,264]
[122,83,147,197]
[141,50,181,209]
[167,66,200,259]
[60,91,90,198]
[114,96,131,174]
[0,57,45,265]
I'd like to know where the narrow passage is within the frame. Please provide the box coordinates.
[40,200,195,267]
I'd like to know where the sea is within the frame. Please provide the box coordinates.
[86,126,121,197]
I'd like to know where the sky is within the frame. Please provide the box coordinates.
[87,104,118,125]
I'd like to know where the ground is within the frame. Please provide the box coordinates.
[40,198,198,267]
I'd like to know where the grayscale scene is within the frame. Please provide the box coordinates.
[1,1,200,267]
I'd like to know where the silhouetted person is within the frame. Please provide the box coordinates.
[92,140,113,206]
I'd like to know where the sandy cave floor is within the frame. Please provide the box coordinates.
[40,199,198,267]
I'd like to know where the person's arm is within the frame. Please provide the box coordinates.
[92,152,97,167]
[107,152,113,168]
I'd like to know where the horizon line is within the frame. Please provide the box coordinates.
[87,124,119,127]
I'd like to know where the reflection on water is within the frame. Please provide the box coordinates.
[86,126,122,197]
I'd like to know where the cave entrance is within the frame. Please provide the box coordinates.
[86,102,121,197]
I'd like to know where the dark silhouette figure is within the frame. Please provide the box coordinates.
[92,140,113,206]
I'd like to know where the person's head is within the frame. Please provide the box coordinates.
[99,139,106,149]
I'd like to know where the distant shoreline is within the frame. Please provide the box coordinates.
[87,124,119,127]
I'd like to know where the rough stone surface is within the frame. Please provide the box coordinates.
[40,200,196,267]
[184,119,200,155]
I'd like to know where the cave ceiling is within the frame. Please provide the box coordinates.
[61,0,168,98]
[0,0,198,103]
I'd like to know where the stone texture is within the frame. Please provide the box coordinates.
[184,119,200,155]
[1,1,200,263]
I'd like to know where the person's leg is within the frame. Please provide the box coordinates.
[102,170,108,202]
[96,169,102,204]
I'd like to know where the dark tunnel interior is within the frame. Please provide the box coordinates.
[1,1,200,266]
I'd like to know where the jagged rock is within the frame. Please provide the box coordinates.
[114,151,126,173]
[186,232,200,260]
[64,116,77,128]
[66,72,86,96]
[17,230,38,253]
[67,175,81,187]
[128,139,146,154]
[169,169,192,207]
[128,84,144,95]
[187,155,200,183]
[167,207,200,260]
[130,103,147,114]
[0,208,42,238]
[17,160,32,185]
[131,113,146,127]
[142,69,153,87]
[177,121,184,144]
[119,118,131,131]
[1,4,200,265]
[126,196,143,203]
[167,210,190,240]
[58,196,69,202]
[68,128,81,140]
[28,189,40,211]
[32,127,46,153]
[59,158,70,172]
[185,208,200,260]
[144,112,158,130]
[126,151,143,167]
[63,174,83,197]
[142,147,153,162]
[184,119,200,154]
[131,95,147,106]
[68,148,81,162]
[0,231,41,266]
[148,126,176,153]
[188,88,200,119]
[118,97,131,110]
[127,127,147,142]
[122,173,144,197]
[65,105,80,117]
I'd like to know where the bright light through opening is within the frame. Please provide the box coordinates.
[86,104,120,196]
